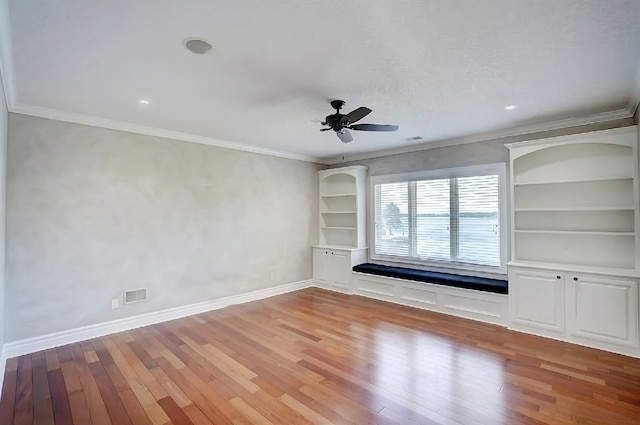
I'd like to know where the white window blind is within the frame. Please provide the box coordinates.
[457,175,500,266]
[375,182,409,256]
[416,179,451,261]
[373,167,503,270]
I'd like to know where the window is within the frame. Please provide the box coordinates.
[371,163,506,273]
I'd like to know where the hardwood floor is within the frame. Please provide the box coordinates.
[1,287,640,424]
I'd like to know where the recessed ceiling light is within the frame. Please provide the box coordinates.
[184,38,213,55]
[139,99,150,105]
[504,105,517,110]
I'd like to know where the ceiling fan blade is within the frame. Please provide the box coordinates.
[336,129,353,143]
[340,107,372,125]
[319,127,332,132]
[349,123,399,132]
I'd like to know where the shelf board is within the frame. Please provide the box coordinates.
[321,193,356,198]
[321,226,357,230]
[514,176,633,186]
[321,211,357,214]
[515,230,635,236]
[507,260,639,278]
[514,207,634,212]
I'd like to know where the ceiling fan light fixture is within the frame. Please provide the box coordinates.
[337,129,353,144]
[184,38,213,55]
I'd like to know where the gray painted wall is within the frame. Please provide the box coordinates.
[0,75,7,355]
[5,114,321,342]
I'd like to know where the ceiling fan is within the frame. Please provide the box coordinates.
[319,100,398,143]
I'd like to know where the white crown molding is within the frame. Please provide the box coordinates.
[322,108,634,164]
[10,103,325,164]
[0,0,14,108]
[8,101,636,168]
[0,279,312,362]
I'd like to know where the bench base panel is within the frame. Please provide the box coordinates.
[343,272,508,326]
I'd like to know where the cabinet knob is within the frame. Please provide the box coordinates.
[556,275,561,279]
[331,252,334,255]
[325,251,328,254]
[573,277,578,281]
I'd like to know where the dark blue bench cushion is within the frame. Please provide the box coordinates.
[352,263,508,294]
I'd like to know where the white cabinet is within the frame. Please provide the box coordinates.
[312,249,330,285]
[312,247,367,292]
[567,274,638,347]
[318,166,367,249]
[509,266,640,356]
[510,268,564,333]
[331,250,351,288]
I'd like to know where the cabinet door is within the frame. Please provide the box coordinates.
[567,275,638,346]
[312,249,330,286]
[510,269,564,332]
[331,250,351,290]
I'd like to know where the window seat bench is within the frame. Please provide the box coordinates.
[352,263,508,295]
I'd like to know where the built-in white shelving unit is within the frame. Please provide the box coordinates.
[509,127,638,272]
[317,166,367,249]
[506,126,640,357]
[313,166,368,292]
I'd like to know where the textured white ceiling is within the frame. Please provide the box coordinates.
[5,0,640,162]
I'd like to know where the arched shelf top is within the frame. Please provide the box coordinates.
[507,126,637,161]
[515,142,631,161]
[319,165,367,179]
[321,172,356,183]
[320,172,357,196]
[509,127,638,186]
[513,143,634,184]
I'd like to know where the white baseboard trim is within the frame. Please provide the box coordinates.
[1,279,312,361]
[507,323,640,359]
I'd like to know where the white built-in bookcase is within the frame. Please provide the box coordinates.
[318,166,367,249]
[313,166,368,292]
[508,126,639,275]
[507,126,640,358]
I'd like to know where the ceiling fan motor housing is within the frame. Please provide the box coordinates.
[325,113,345,131]
[325,99,347,131]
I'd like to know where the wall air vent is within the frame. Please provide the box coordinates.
[123,288,148,304]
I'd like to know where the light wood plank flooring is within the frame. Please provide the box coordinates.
[1,287,640,424]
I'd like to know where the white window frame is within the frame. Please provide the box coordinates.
[369,163,508,277]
